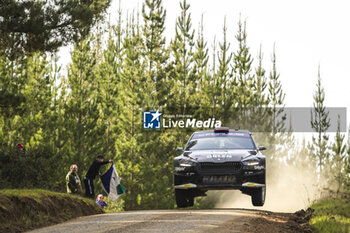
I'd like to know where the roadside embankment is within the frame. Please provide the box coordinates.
[310,198,350,233]
[0,189,103,233]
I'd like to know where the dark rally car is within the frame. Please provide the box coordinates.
[174,127,266,208]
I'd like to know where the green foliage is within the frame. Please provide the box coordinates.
[0,147,58,190]
[328,116,348,193]
[344,137,350,193]
[170,0,196,112]
[308,66,330,177]
[268,45,286,133]
[115,15,146,209]
[264,46,287,162]
[142,0,169,106]
[192,15,210,112]
[232,18,254,116]
[63,36,106,173]
[104,196,124,212]
[310,198,350,233]
[96,22,122,159]
[213,17,233,121]
[0,0,111,55]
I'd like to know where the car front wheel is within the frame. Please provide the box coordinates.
[251,187,266,206]
[175,189,194,208]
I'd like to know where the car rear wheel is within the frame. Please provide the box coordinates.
[251,187,266,206]
[175,189,194,208]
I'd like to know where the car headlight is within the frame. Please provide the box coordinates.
[179,158,197,167]
[242,159,262,170]
[244,160,259,166]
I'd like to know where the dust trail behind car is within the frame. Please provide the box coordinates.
[213,143,321,212]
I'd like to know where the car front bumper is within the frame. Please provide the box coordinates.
[174,182,265,190]
[174,164,265,190]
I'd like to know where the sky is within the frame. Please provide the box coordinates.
[60,0,350,134]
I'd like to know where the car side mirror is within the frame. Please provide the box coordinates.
[258,146,266,151]
[176,147,184,152]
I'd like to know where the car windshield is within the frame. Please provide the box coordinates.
[185,134,256,150]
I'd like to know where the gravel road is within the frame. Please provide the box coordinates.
[28,208,311,233]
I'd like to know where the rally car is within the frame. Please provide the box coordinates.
[174,127,266,208]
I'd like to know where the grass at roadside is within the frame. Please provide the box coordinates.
[310,198,350,233]
[0,189,104,232]
[103,195,125,213]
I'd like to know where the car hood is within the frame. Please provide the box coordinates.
[185,150,257,162]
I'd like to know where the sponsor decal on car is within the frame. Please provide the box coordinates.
[175,167,186,172]
[206,154,233,159]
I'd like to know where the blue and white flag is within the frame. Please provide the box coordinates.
[100,164,126,201]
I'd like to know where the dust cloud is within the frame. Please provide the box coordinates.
[213,160,320,212]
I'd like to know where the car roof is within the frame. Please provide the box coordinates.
[193,129,251,134]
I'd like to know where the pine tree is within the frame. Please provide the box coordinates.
[255,45,268,106]
[309,66,330,178]
[63,36,105,175]
[266,45,286,160]
[0,0,111,54]
[98,9,124,158]
[1,52,53,151]
[208,37,219,118]
[232,18,254,129]
[167,1,196,171]
[142,0,169,106]
[192,15,210,118]
[331,115,347,193]
[116,14,146,209]
[0,50,23,149]
[170,0,195,113]
[132,0,176,209]
[216,17,233,123]
[345,130,350,193]
[0,48,26,137]
[247,45,270,133]
[268,44,285,134]
[21,54,50,148]
[45,54,69,189]
[0,51,62,189]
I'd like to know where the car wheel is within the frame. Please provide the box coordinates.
[175,189,194,208]
[251,187,266,206]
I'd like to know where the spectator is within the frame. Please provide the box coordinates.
[16,142,26,155]
[96,194,108,208]
[84,154,113,198]
[66,164,82,194]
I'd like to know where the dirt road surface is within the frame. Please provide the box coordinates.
[29,209,312,233]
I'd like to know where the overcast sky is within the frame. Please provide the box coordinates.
[60,0,350,133]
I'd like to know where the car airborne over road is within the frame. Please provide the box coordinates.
[174,127,266,208]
